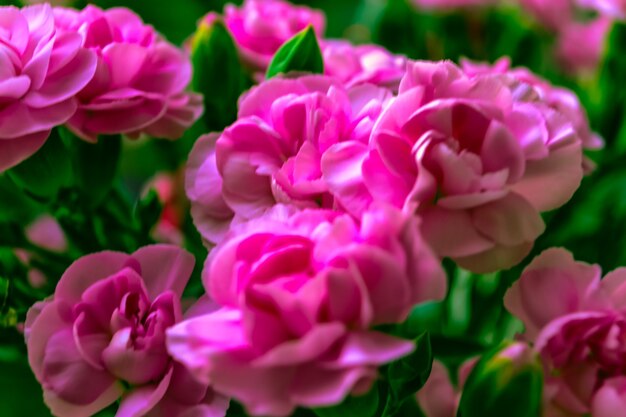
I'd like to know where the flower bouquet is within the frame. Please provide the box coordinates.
[2,0,626,416]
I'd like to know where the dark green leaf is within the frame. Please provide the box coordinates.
[59,127,121,207]
[266,26,324,78]
[134,189,163,235]
[383,332,433,416]
[191,19,250,133]
[7,128,72,199]
[457,342,543,417]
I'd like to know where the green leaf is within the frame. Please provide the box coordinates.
[191,19,250,133]
[134,189,163,235]
[59,127,121,207]
[314,383,380,417]
[383,332,433,416]
[373,0,426,59]
[7,128,72,199]
[266,26,324,78]
[457,342,543,417]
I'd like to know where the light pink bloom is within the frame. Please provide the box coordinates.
[579,0,626,19]
[519,0,612,74]
[0,4,97,172]
[416,359,477,417]
[186,75,393,244]
[461,57,603,171]
[328,61,583,273]
[15,215,68,289]
[167,205,446,416]
[53,5,202,141]
[25,245,228,417]
[218,0,325,70]
[556,17,612,76]
[321,40,406,90]
[505,248,626,416]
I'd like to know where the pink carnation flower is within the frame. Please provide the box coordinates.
[186,75,393,244]
[219,0,325,70]
[461,57,603,171]
[167,205,446,416]
[0,4,96,171]
[519,0,612,74]
[328,60,583,273]
[321,40,406,90]
[53,5,202,141]
[505,248,626,416]
[25,245,228,417]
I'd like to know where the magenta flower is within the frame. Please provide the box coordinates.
[321,40,406,90]
[461,57,603,171]
[218,0,325,70]
[53,5,202,141]
[25,245,228,417]
[167,205,446,416]
[328,60,583,273]
[0,4,97,171]
[186,75,393,244]
[505,248,626,416]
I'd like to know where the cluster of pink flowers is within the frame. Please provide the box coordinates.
[19,0,607,416]
[203,0,406,89]
[505,248,626,417]
[518,0,622,74]
[0,4,201,172]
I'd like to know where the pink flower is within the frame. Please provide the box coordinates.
[328,61,583,273]
[579,0,626,19]
[505,248,626,416]
[167,205,446,416]
[461,57,603,171]
[25,245,228,417]
[15,215,68,289]
[556,17,612,76]
[519,0,612,74]
[53,5,203,141]
[416,359,477,417]
[412,0,497,9]
[0,4,97,172]
[186,75,393,244]
[321,40,406,90]
[218,0,325,70]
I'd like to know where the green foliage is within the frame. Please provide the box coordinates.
[457,342,543,417]
[191,19,251,133]
[382,333,433,417]
[266,26,324,78]
[8,129,72,200]
[61,128,122,208]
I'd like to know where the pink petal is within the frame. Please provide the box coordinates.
[117,368,173,417]
[0,130,49,172]
[131,244,195,299]
[510,140,583,211]
[418,206,494,258]
[471,192,545,247]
